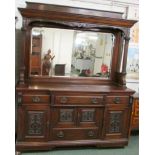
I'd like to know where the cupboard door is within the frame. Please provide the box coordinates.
[19,105,50,141]
[51,107,77,128]
[104,105,130,139]
[78,108,103,128]
[51,107,103,128]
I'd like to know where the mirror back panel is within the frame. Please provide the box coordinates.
[30,27,115,79]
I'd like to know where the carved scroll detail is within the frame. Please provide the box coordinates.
[81,110,94,122]
[60,109,73,122]
[28,112,43,135]
[109,112,122,133]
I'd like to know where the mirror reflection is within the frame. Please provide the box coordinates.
[30,27,115,78]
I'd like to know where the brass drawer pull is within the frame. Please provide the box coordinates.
[113,97,120,104]
[32,96,41,103]
[57,131,64,138]
[60,96,68,103]
[88,130,95,137]
[91,98,98,104]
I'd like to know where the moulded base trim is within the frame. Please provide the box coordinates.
[16,138,128,151]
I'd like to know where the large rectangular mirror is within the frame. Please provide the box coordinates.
[30,27,115,79]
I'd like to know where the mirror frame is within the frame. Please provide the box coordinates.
[18,2,137,86]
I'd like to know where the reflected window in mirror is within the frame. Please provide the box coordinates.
[30,27,115,79]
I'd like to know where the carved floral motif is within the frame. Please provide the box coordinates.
[28,112,43,135]
[109,112,122,133]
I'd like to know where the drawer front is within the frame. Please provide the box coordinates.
[23,95,50,103]
[51,128,99,140]
[106,96,129,105]
[55,95,104,105]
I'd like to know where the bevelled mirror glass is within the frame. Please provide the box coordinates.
[30,27,115,79]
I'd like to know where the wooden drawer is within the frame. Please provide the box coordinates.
[51,128,99,140]
[106,96,129,105]
[55,95,104,105]
[23,94,50,103]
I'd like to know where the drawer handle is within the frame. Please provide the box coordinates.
[91,98,98,104]
[60,97,68,103]
[32,96,41,103]
[88,130,95,137]
[113,97,120,104]
[57,131,64,138]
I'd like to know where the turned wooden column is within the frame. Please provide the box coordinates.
[122,35,130,73]
[115,30,130,87]
[18,18,31,86]
[18,27,26,85]
[116,32,125,73]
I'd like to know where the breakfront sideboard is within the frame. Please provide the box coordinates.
[16,2,137,152]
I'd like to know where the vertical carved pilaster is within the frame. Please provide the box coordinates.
[18,18,30,85]
[18,25,26,85]
[19,66,25,85]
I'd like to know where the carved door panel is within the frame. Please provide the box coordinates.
[104,105,130,139]
[51,107,77,128]
[78,108,103,128]
[21,105,50,141]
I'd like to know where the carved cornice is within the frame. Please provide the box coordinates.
[18,5,137,28]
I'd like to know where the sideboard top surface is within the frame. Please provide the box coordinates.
[16,84,135,94]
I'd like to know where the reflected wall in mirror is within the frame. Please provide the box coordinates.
[30,27,115,79]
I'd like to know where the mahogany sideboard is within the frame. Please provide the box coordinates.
[16,2,137,152]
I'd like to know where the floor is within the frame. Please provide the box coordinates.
[21,135,139,155]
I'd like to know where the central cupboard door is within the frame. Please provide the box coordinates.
[50,107,104,140]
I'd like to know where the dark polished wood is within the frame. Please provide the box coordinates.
[16,2,137,152]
